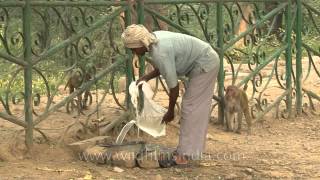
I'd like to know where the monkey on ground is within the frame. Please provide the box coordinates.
[65,65,95,115]
[65,68,83,91]
[82,64,95,108]
[65,68,84,115]
[224,85,252,134]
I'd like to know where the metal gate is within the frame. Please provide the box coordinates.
[0,0,319,148]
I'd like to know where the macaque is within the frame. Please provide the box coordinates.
[224,85,252,134]
[82,64,95,108]
[65,68,83,92]
[65,66,94,115]
[65,68,84,115]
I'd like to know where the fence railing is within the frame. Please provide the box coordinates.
[0,0,319,148]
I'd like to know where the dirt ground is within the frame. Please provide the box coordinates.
[0,89,320,180]
[1,56,320,179]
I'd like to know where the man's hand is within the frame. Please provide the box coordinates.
[162,110,174,124]
[136,76,147,85]
[136,69,160,86]
[162,85,179,124]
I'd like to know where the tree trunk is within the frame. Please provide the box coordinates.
[235,3,253,47]
[265,2,283,40]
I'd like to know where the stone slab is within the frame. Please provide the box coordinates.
[80,146,109,164]
[137,144,174,169]
[68,136,111,154]
[111,150,137,168]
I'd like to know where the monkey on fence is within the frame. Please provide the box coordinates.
[65,65,95,115]
[224,85,252,134]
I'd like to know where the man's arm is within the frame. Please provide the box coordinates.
[137,68,160,84]
[162,84,179,124]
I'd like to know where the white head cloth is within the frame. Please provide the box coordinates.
[121,24,158,50]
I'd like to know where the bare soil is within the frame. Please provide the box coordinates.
[0,89,320,180]
[1,56,320,179]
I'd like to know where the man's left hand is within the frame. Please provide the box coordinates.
[162,110,174,124]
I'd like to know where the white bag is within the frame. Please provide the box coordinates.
[116,81,166,144]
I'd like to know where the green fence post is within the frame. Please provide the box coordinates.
[137,0,145,77]
[137,0,145,111]
[285,0,292,117]
[125,0,133,108]
[295,0,302,115]
[23,0,33,149]
[217,1,224,124]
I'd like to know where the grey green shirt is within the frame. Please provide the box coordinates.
[148,31,219,89]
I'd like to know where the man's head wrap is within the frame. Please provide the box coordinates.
[121,24,158,50]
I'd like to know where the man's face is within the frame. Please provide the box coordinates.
[131,46,147,56]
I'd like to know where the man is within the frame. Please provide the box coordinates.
[121,24,220,167]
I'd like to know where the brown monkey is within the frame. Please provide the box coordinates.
[224,85,252,134]
[65,68,84,115]
[65,68,83,91]
[64,66,94,114]
[82,64,95,109]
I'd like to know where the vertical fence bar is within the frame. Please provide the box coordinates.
[137,0,145,111]
[137,0,145,77]
[23,0,33,148]
[217,1,224,124]
[124,1,133,108]
[295,0,302,115]
[285,1,292,117]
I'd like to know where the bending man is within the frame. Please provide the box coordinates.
[121,24,220,167]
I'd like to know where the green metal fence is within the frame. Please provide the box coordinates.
[0,0,319,148]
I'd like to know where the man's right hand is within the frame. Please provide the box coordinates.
[136,69,160,85]
[136,76,148,85]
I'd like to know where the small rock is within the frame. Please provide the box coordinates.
[113,167,124,173]
[206,134,215,140]
[244,168,254,175]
